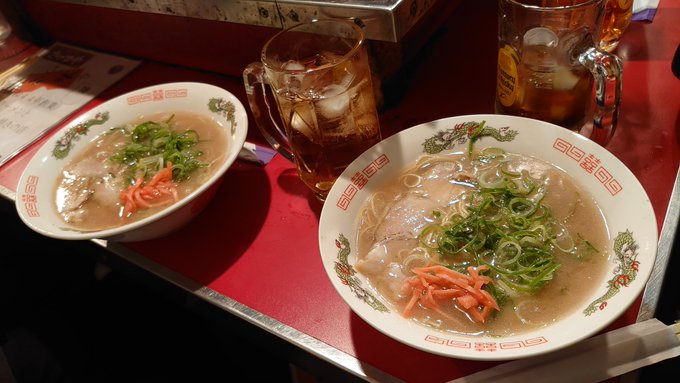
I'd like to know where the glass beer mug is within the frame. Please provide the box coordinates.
[495,0,623,146]
[243,19,382,202]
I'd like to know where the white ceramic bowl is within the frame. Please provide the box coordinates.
[319,114,657,360]
[16,82,248,242]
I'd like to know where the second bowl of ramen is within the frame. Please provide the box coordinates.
[16,82,248,242]
[318,114,657,360]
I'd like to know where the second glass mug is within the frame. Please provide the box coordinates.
[495,0,623,146]
[599,0,633,52]
[243,19,382,202]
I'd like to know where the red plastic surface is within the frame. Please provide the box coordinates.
[2,1,679,381]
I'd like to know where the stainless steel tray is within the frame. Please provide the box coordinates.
[54,0,442,42]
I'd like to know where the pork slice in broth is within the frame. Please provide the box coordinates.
[56,152,124,222]
[56,173,95,216]
[355,238,416,302]
[356,238,417,274]
[373,194,438,242]
[356,161,473,300]
[372,161,468,243]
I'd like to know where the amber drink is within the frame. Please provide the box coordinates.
[270,54,381,198]
[244,19,382,201]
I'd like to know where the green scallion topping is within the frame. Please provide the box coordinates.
[419,151,569,295]
[109,115,207,182]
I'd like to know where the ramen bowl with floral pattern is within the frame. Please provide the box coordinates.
[318,114,657,360]
[16,82,248,242]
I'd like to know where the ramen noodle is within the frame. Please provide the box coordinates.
[354,148,610,336]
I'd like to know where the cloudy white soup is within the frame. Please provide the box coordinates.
[54,111,227,231]
[355,148,610,336]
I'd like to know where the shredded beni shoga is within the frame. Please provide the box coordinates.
[108,115,207,218]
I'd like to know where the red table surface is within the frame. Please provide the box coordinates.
[1,1,679,382]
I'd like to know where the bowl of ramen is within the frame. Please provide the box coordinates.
[16,82,248,242]
[318,114,657,360]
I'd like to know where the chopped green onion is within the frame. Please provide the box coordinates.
[109,118,207,183]
[419,158,564,294]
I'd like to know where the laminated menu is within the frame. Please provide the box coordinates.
[0,42,140,167]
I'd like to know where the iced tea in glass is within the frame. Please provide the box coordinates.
[244,19,382,201]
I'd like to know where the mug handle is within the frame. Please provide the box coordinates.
[243,62,295,162]
[578,47,623,146]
